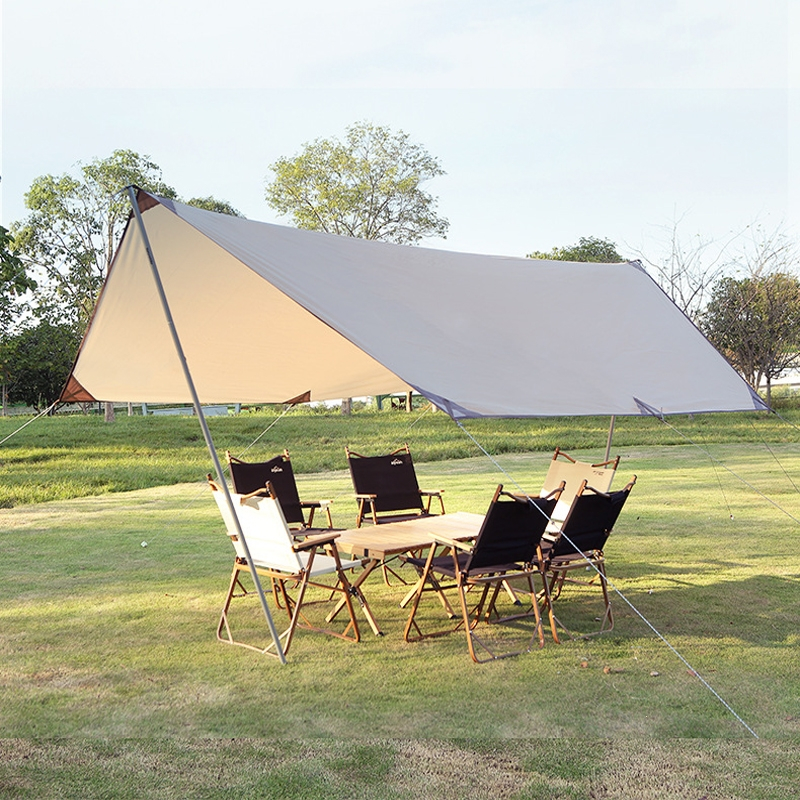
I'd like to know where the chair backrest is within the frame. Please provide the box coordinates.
[466,485,559,573]
[540,448,619,524]
[227,451,305,525]
[210,481,302,574]
[346,445,424,513]
[551,477,636,558]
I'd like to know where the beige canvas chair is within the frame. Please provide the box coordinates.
[209,478,374,656]
[539,448,619,532]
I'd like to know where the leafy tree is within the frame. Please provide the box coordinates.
[700,273,800,405]
[12,150,179,329]
[0,223,36,336]
[4,320,81,410]
[527,236,625,263]
[0,225,34,297]
[185,196,244,217]
[265,121,449,245]
[1,223,37,413]
[10,152,241,417]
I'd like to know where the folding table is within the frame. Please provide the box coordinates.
[333,512,484,635]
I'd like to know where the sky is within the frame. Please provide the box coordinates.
[2,0,798,261]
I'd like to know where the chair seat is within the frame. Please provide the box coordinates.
[251,551,362,577]
[407,553,531,579]
[372,511,431,524]
[546,551,603,567]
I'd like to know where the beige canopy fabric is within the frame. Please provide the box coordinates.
[62,190,766,419]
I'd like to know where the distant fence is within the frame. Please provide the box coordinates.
[145,404,233,417]
[1,403,242,417]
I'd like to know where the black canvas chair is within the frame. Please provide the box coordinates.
[227,450,333,531]
[541,476,636,637]
[403,483,564,663]
[209,479,374,656]
[346,444,445,528]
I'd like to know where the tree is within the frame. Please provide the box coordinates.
[12,150,244,330]
[12,150,179,330]
[266,122,449,414]
[700,273,800,405]
[4,320,81,411]
[185,196,244,217]
[0,225,34,297]
[527,236,626,263]
[631,213,745,321]
[1,223,37,414]
[265,121,449,245]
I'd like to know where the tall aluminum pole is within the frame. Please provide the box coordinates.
[604,415,616,463]
[127,187,286,663]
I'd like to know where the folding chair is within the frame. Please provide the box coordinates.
[539,447,619,532]
[403,483,564,663]
[227,450,333,531]
[209,478,374,656]
[541,476,636,638]
[346,444,445,527]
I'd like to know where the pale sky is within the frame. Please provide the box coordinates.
[2,0,798,260]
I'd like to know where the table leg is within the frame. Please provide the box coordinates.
[326,559,383,636]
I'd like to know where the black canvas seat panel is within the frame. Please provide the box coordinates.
[348,452,424,513]
[227,453,306,526]
[466,496,555,573]
[549,488,630,559]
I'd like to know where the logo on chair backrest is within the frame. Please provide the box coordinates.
[391,458,404,466]
[271,466,284,473]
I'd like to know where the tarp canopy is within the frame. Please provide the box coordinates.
[62,190,766,419]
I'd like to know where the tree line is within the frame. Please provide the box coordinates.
[2,123,798,412]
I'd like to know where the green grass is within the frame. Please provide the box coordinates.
[2,404,800,507]
[1,410,800,796]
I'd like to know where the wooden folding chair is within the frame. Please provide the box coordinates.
[403,483,564,663]
[209,478,375,656]
[541,476,636,638]
[346,444,445,527]
[346,443,446,585]
[227,449,333,531]
[539,447,620,532]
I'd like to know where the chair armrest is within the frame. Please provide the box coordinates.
[239,486,269,502]
[430,533,474,552]
[419,489,444,497]
[355,493,377,500]
[582,474,636,497]
[300,499,333,508]
[293,532,341,551]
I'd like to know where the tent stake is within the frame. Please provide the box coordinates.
[127,186,287,664]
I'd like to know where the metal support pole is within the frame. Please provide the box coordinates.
[127,187,286,663]
[604,415,616,463]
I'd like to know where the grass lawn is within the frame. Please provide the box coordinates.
[1,410,799,797]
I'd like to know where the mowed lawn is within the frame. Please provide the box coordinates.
[1,409,799,797]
